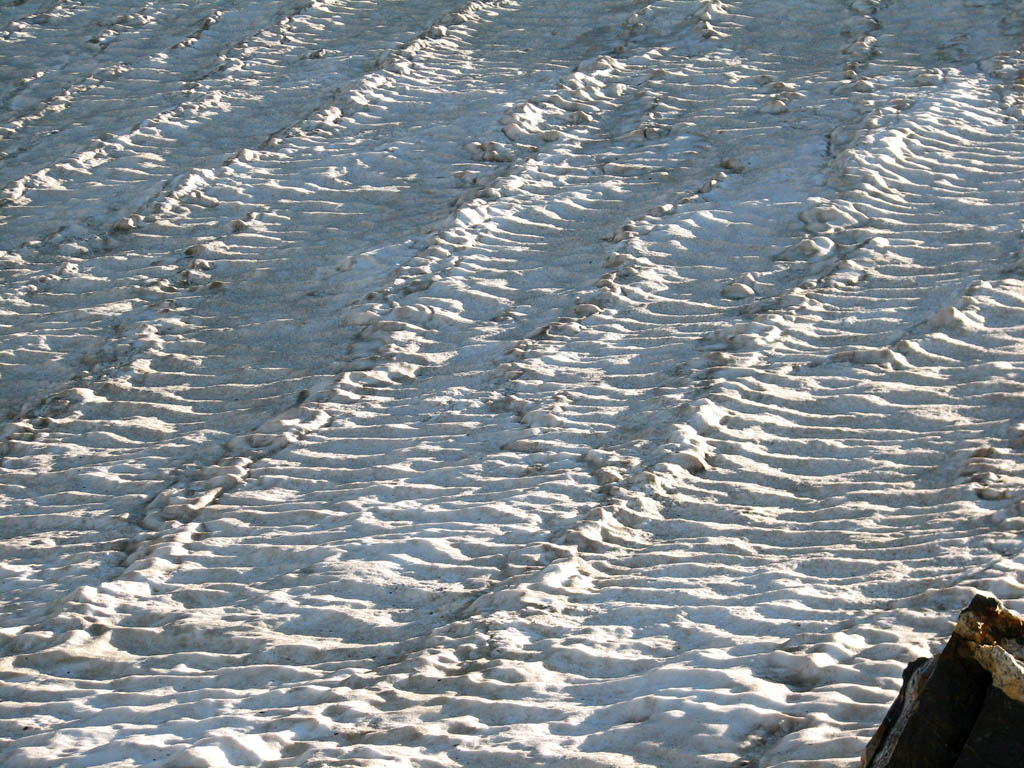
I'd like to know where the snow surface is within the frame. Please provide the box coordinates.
[3,0,1024,765]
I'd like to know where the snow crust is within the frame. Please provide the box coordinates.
[4,0,1024,765]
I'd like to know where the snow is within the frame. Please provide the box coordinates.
[3,0,1024,765]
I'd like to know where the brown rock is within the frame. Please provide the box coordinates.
[863,594,1024,768]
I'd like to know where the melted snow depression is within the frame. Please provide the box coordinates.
[3,0,1024,766]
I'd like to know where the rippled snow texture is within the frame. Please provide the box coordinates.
[4,0,1024,766]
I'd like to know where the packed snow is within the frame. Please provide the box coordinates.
[3,0,1024,765]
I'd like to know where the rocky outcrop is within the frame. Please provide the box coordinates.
[863,594,1024,768]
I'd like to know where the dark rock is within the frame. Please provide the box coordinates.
[955,686,1024,767]
[863,593,1024,768]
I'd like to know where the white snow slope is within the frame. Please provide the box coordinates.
[3,0,1024,765]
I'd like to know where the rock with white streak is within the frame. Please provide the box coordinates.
[863,594,1024,768]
